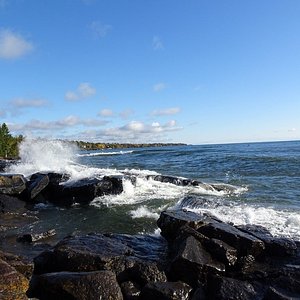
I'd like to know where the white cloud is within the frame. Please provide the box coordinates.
[152,36,164,50]
[119,109,134,119]
[65,82,96,101]
[90,21,112,38]
[151,107,181,116]
[9,115,108,133]
[288,128,296,132]
[0,29,34,59]
[98,108,114,117]
[10,98,48,108]
[153,83,166,92]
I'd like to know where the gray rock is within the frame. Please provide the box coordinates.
[27,270,123,300]
[0,174,27,195]
[140,281,192,300]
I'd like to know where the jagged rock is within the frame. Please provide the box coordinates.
[0,258,29,300]
[198,220,265,257]
[47,176,123,206]
[237,224,297,257]
[202,238,238,267]
[169,235,225,287]
[27,270,123,300]
[0,174,27,195]
[33,233,135,275]
[17,229,56,243]
[206,274,263,300]
[0,250,33,280]
[190,286,207,300]
[25,172,50,200]
[139,281,192,300]
[157,210,214,242]
[120,281,141,299]
[127,261,167,287]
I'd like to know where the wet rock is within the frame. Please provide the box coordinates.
[17,229,56,243]
[206,275,262,300]
[202,238,238,267]
[237,224,297,257]
[190,286,207,300]
[27,270,123,300]
[33,233,136,275]
[157,210,214,242]
[0,174,27,195]
[120,281,141,300]
[198,220,265,257]
[169,235,225,287]
[47,176,123,206]
[25,172,50,200]
[0,258,29,300]
[127,261,167,287]
[140,281,192,300]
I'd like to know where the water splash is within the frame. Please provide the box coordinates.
[9,138,78,176]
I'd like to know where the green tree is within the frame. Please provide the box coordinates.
[0,123,22,158]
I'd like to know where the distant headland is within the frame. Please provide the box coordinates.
[72,140,187,150]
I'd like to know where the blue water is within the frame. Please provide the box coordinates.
[4,140,300,258]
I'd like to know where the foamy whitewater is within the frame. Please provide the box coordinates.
[8,138,300,240]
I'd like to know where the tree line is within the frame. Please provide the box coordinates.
[0,123,23,158]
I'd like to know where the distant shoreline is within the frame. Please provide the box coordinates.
[72,141,187,151]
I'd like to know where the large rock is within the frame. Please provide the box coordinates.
[46,176,123,206]
[169,235,225,287]
[0,174,27,195]
[25,172,50,201]
[27,270,123,300]
[157,210,214,241]
[237,224,297,257]
[0,258,29,300]
[197,220,265,257]
[33,233,135,275]
[206,275,263,300]
[140,281,192,300]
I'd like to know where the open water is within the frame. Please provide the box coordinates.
[5,139,300,253]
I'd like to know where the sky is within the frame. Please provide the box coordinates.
[0,0,300,145]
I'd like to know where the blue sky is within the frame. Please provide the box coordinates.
[0,0,300,144]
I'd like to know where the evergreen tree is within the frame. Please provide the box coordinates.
[0,123,22,158]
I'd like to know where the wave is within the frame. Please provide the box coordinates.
[77,150,134,157]
[173,196,300,240]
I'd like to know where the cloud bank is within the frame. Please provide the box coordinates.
[0,29,34,59]
[65,83,96,101]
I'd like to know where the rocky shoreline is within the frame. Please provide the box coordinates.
[1,164,300,299]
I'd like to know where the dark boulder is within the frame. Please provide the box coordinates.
[198,220,265,257]
[237,224,297,257]
[46,176,123,206]
[120,281,141,299]
[27,270,123,300]
[206,275,263,300]
[127,261,167,287]
[139,281,192,300]
[0,174,27,195]
[33,233,136,275]
[202,238,238,267]
[24,172,50,201]
[157,210,214,242]
[169,235,225,287]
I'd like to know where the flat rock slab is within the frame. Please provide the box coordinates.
[27,270,123,300]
